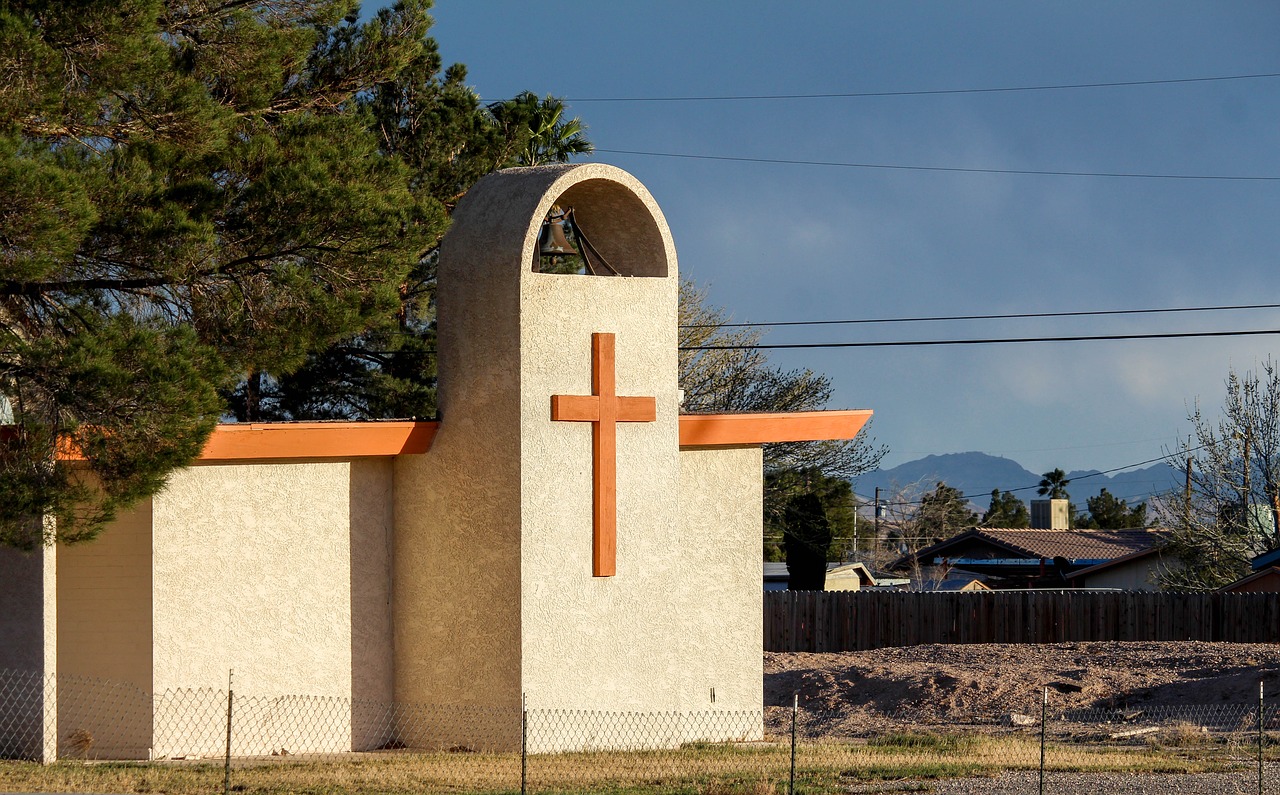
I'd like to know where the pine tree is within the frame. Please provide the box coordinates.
[782,492,831,591]
[1074,488,1147,529]
[0,0,446,546]
[242,64,596,420]
[982,488,1030,528]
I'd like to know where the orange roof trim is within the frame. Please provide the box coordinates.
[677,410,872,447]
[186,409,870,461]
[200,421,437,460]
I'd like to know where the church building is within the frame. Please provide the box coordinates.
[0,163,871,761]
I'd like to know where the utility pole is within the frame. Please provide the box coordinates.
[873,486,881,542]
[851,494,858,563]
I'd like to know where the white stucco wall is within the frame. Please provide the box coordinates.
[393,170,525,716]
[149,459,394,754]
[674,446,764,716]
[422,163,733,725]
[410,164,764,746]
[519,272,681,713]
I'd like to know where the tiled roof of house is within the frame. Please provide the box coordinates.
[891,527,1163,571]
[966,528,1160,560]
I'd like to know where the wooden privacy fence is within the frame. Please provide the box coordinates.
[764,590,1280,652]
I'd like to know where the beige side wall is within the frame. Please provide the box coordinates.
[56,500,153,758]
[57,499,152,686]
[393,164,525,714]
[675,447,764,715]
[150,460,393,755]
[0,542,57,761]
[348,460,396,750]
[1085,562,1160,591]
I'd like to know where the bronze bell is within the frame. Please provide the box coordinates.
[539,206,577,256]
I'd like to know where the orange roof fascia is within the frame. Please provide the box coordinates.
[199,421,438,460]
[677,410,873,448]
[38,409,870,463]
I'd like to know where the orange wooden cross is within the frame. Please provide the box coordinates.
[550,333,657,577]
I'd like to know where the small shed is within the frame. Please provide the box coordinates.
[824,562,878,591]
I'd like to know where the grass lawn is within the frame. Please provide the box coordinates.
[0,732,1252,795]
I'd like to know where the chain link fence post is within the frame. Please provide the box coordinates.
[1259,679,1265,795]
[223,669,233,795]
[1039,686,1047,795]
[789,693,798,795]
[521,693,528,795]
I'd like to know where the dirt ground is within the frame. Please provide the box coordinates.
[765,641,1280,728]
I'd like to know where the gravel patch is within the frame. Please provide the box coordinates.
[923,766,1275,795]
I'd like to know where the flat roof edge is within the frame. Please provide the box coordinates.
[199,421,437,460]
[678,410,873,448]
[184,408,872,461]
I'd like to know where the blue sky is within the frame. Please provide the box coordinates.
[378,1,1280,477]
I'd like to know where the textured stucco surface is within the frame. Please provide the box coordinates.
[410,162,761,723]
[392,168,550,713]
[519,272,682,711]
[675,447,764,715]
[0,545,54,673]
[349,460,396,748]
[150,461,393,697]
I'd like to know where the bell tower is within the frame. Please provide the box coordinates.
[394,164,682,713]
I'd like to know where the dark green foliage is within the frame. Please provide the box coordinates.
[489,92,593,167]
[0,0,447,544]
[1,317,224,548]
[765,468,860,562]
[1074,488,1148,529]
[981,488,1029,528]
[251,60,595,420]
[782,492,831,590]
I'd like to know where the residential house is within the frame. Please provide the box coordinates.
[890,527,1162,589]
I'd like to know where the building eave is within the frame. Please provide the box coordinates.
[150,408,875,462]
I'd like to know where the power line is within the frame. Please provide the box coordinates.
[680,302,1280,330]
[681,327,1280,351]
[560,71,1280,103]
[596,149,1280,181]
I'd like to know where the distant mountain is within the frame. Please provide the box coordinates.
[855,452,1178,509]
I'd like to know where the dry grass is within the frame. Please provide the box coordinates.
[0,735,1239,795]
[1148,721,1214,749]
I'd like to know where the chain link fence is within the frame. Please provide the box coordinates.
[3,669,1280,794]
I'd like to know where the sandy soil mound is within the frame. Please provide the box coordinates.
[765,641,1280,733]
